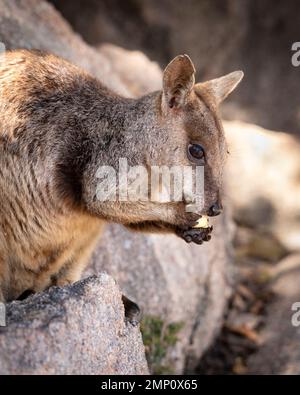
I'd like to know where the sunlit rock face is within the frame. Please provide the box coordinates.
[225,121,300,252]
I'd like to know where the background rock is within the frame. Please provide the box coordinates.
[0,0,234,374]
[0,0,132,96]
[224,121,300,253]
[0,274,148,375]
[233,226,286,263]
[247,254,300,374]
[51,0,300,136]
[98,44,162,96]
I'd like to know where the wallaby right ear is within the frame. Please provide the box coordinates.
[196,71,244,106]
[163,54,195,109]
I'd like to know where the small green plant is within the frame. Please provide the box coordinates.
[141,315,184,374]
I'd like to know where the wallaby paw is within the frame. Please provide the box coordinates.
[176,226,213,245]
[122,295,142,326]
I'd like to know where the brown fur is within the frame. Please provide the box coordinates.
[0,50,243,302]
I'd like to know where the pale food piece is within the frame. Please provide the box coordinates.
[193,215,209,229]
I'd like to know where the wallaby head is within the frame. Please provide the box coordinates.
[84,54,243,243]
[161,54,243,216]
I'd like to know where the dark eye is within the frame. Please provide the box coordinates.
[188,144,205,161]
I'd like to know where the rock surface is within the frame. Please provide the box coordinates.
[86,213,233,373]
[0,0,163,98]
[0,0,234,374]
[225,121,300,253]
[247,254,300,374]
[98,44,162,96]
[0,275,149,375]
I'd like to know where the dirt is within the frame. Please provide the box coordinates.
[196,256,276,375]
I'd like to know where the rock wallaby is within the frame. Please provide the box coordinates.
[0,49,243,316]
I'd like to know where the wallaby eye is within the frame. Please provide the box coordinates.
[188,144,205,161]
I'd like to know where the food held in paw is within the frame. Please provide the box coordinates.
[193,215,209,229]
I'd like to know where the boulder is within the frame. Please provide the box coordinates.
[98,44,162,96]
[0,0,234,374]
[0,274,149,375]
[225,121,300,253]
[0,0,162,98]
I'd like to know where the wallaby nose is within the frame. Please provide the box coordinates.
[208,202,222,217]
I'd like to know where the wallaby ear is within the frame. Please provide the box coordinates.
[163,54,195,109]
[196,71,244,106]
